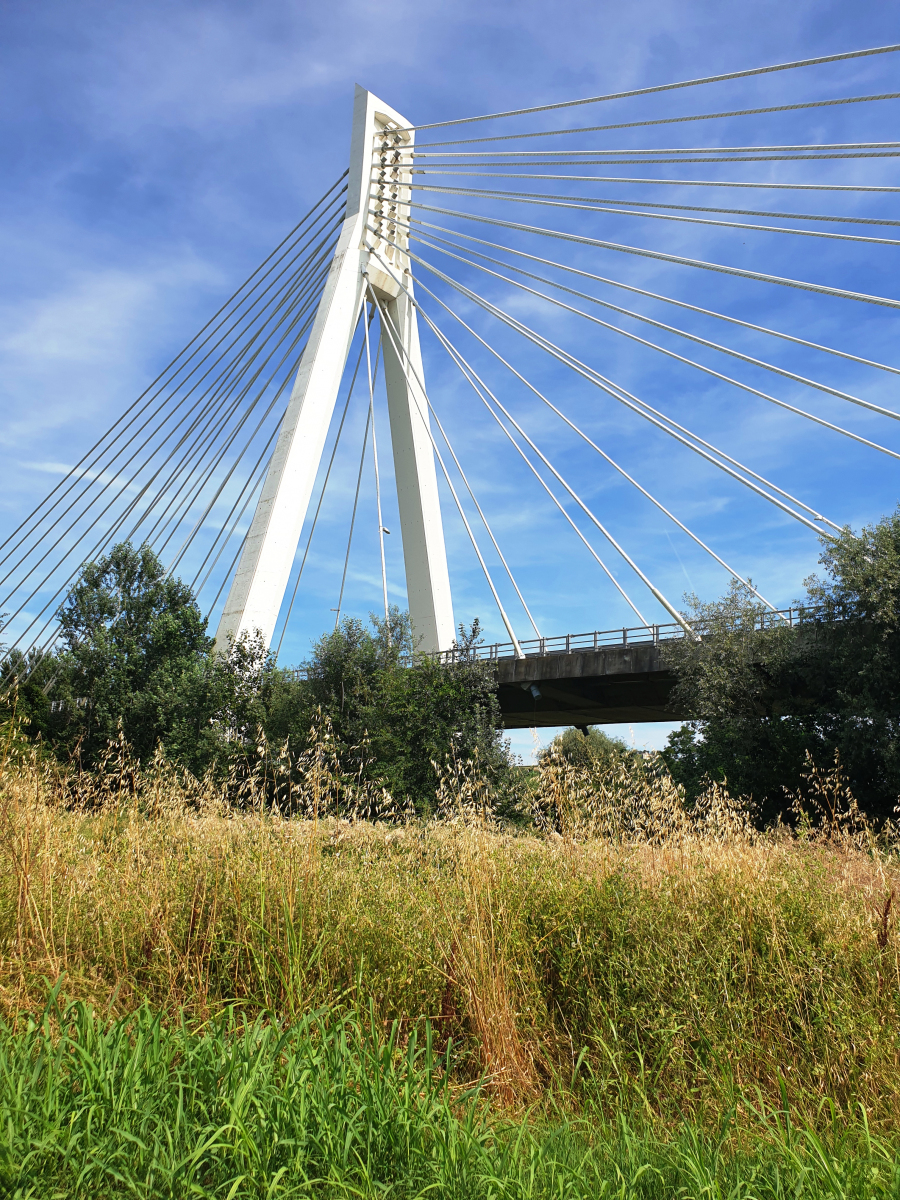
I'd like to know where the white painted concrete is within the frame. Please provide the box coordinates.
[216,87,454,654]
[380,288,455,653]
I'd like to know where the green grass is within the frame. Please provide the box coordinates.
[1,990,898,1199]
[3,737,899,1195]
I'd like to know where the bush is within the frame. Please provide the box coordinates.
[662,511,900,824]
[266,610,516,813]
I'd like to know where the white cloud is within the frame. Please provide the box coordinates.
[3,0,899,667]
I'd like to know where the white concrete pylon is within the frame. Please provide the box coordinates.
[215,87,455,654]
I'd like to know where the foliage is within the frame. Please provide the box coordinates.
[539,725,634,771]
[2,734,899,1133]
[2,546,516,802]
[4,995,900,1200]
[16,543,214,764]
[662,512,900,823]
[265,609,516,813]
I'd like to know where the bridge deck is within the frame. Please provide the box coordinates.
[289,609,817,730]
[495,640,680,728]
[441,609,811,729]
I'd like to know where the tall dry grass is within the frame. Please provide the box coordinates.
[0,712,898,1128]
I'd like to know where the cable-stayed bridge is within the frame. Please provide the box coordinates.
[2,43,900,726]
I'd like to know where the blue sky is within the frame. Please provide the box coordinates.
[2,0,899,759]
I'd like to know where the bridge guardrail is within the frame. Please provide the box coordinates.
[434,605,823,664]
[285,606,823,679]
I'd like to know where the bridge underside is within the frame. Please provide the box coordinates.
[495,643,683,728]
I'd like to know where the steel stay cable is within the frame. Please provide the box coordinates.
[2,361,297,673]
[414,140,900,158]
[371,224,840,527]
[421,391,543,640]
[333,408,371,633]
[406,202,900,310]
[141,301,325,580]
[396,243,833,533]
[407,261,836,531]
[1,269,330,659]
[417,306,678,624]
[0,189,347,571]
[414,233,900,461]
[0,175,348,563]
[2,346,297,682]
[409,184,900,228]
[107,215,344,545]
[0,250,334,613]
[136,249,340,550]
[193,427,277,597]
[403,223,900,430]
[372,264,677,631]
[399,44,900,132]
[392,217,900,378]
[276,312,377,658]
[417,152,900,165]
[413,293,780,614]
[208,537,248,620]
[370,248,767,624]
[406,185,900,247]
[368,282,526,656]
[425,318,650,621]
[131,258,336,556]
[3,392,306,684]
[0,213,343,587]
[143,255,338,554]
[243,308,372,611]
[60,215,347,549]
[429,328,650,624]
[331,351,382,637]
[376,301,542,638]
[167,369,298,577]
[413,169,900,194]
[164,281,336,572]
[196,306,352,609]
[108,239,340,558]
[418,91,900,147]
[413,253,838,532]
[0,257,340,623]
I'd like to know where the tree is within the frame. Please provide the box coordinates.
[661,511,900,823]
[54,543,213,762]
[265,609,515,812]
[539,725,634,771]
[14,543,516,808]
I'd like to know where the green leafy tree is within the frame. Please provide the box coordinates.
[539,725,634,771]
[54,543,214,763]
[156,630,277,778]
[265,609,515,812]
[661,510,900,823]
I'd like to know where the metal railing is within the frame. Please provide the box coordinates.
[431,605,823,665]
[283,606,823,677]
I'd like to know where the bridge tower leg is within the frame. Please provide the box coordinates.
[215,87,455,655]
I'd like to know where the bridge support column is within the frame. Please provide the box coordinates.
[215,87,454,654]
[379,288,454,654]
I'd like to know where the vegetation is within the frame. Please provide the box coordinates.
[6,543,511,812]
[2,523,900,1194]
[4,995,899,1199]
[8,509,900,825]
[0,715,898,1194]
[1,714,898,1109]
[662,508,900,823]
[265,609,513,810]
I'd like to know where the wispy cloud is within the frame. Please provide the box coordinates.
[2,0,899,669]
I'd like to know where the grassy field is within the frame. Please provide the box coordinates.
[1,726,899,1196]
[4,996,900,1198]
